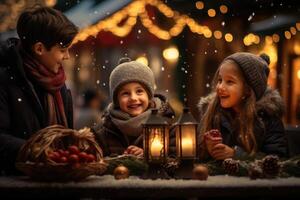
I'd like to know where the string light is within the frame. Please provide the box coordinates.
[272,34,280,43]
[213,30,222,39]
[219,5,228,14]
[285,31,292,39]
[207,9,216,17]
[195,1,204,10]
[71,0,300,47]
[290,27,297,35]
[163,46,179,61]
[136,56,149,66]
[224,33,233,42]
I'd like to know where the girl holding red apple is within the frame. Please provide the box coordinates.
[198,52,287,161]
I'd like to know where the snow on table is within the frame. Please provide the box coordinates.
[1,175,300,198]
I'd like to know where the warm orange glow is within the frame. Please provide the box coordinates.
[136,56,149,66]
[213,30,222,39]
[285,31,292,39]
[225,33,233,42]
[220,5,228,14]
[290,27,297,35]
[294,42,300,55]
[272,34,280,43]
[265,36,273,45]
[208,9,216,17]
[195,1,204,9]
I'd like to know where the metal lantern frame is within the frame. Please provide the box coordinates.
[143,109,169,164]
[175,107,199,160]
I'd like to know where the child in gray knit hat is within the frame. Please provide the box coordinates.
[92,58,175,157]
[198,52,287,161]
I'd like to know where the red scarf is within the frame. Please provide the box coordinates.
[21,50,68,128]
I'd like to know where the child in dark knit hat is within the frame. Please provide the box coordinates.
[92,58,175,157]
[198,52,287,160]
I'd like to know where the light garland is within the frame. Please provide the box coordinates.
[69,0,300,46]
[0,0,52,32]
[243,22,300,46]
[72,0,232,45]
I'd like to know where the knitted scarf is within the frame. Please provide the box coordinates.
[108,97,163,137]
[21,50,68,128]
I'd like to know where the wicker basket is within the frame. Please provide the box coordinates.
[16,125,107,182]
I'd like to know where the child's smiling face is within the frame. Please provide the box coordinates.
[216,61,248,113]
[117,82,150,116]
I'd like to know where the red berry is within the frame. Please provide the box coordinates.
[48,153,59,162]
[68,154,79,164]
[86,154,96,162]
[78,152,88,163]
[209,129,221,138]
[61,150,70,157]
[60,156,68,163]
[68,145,80,154]
[58,149,65,156]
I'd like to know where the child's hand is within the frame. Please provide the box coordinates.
[124,145,144,158]
[210,143,234,160]
[204,130,222,156]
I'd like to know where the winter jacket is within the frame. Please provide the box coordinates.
[92,94,175,157]
[197,87,288,158]
[0,38,73,175]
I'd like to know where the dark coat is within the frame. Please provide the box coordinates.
[0,38,73,175]
[92,94,175,157]
[197,87,288,158]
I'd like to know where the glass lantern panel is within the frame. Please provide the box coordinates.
[149,127,165,159]
[180,125,196,157]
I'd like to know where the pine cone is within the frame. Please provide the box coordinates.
[163,157,179,178]
[248,163,263,180]
[223,158,239,175]
[261,155,280,177]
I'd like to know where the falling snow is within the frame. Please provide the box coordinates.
[18,98,22,102]
[138,29,142,34]
[221,21,225,26]
[102,66,106,69]
[120,40,123,44]
[182,85,186,89]
[102,83,106,87]
[248,12,255,21]
[165,89,169,93]
[206,83,210,88]
[161,67,165,71]
[96,80,100,84]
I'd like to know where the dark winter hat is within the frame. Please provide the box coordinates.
[109,57,156,105]
[224,52,270,100]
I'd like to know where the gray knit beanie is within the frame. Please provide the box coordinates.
[224,52,270,100]
[109,57,156,105]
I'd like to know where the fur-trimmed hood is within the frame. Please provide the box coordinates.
[197,87,285,119]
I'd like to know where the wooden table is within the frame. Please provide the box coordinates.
[1,175,300,199]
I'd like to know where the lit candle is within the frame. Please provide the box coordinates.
[181,137,193,157]
[150,135,163,157]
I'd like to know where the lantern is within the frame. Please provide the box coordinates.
[143,109,169,164]
[175,107,199,160]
